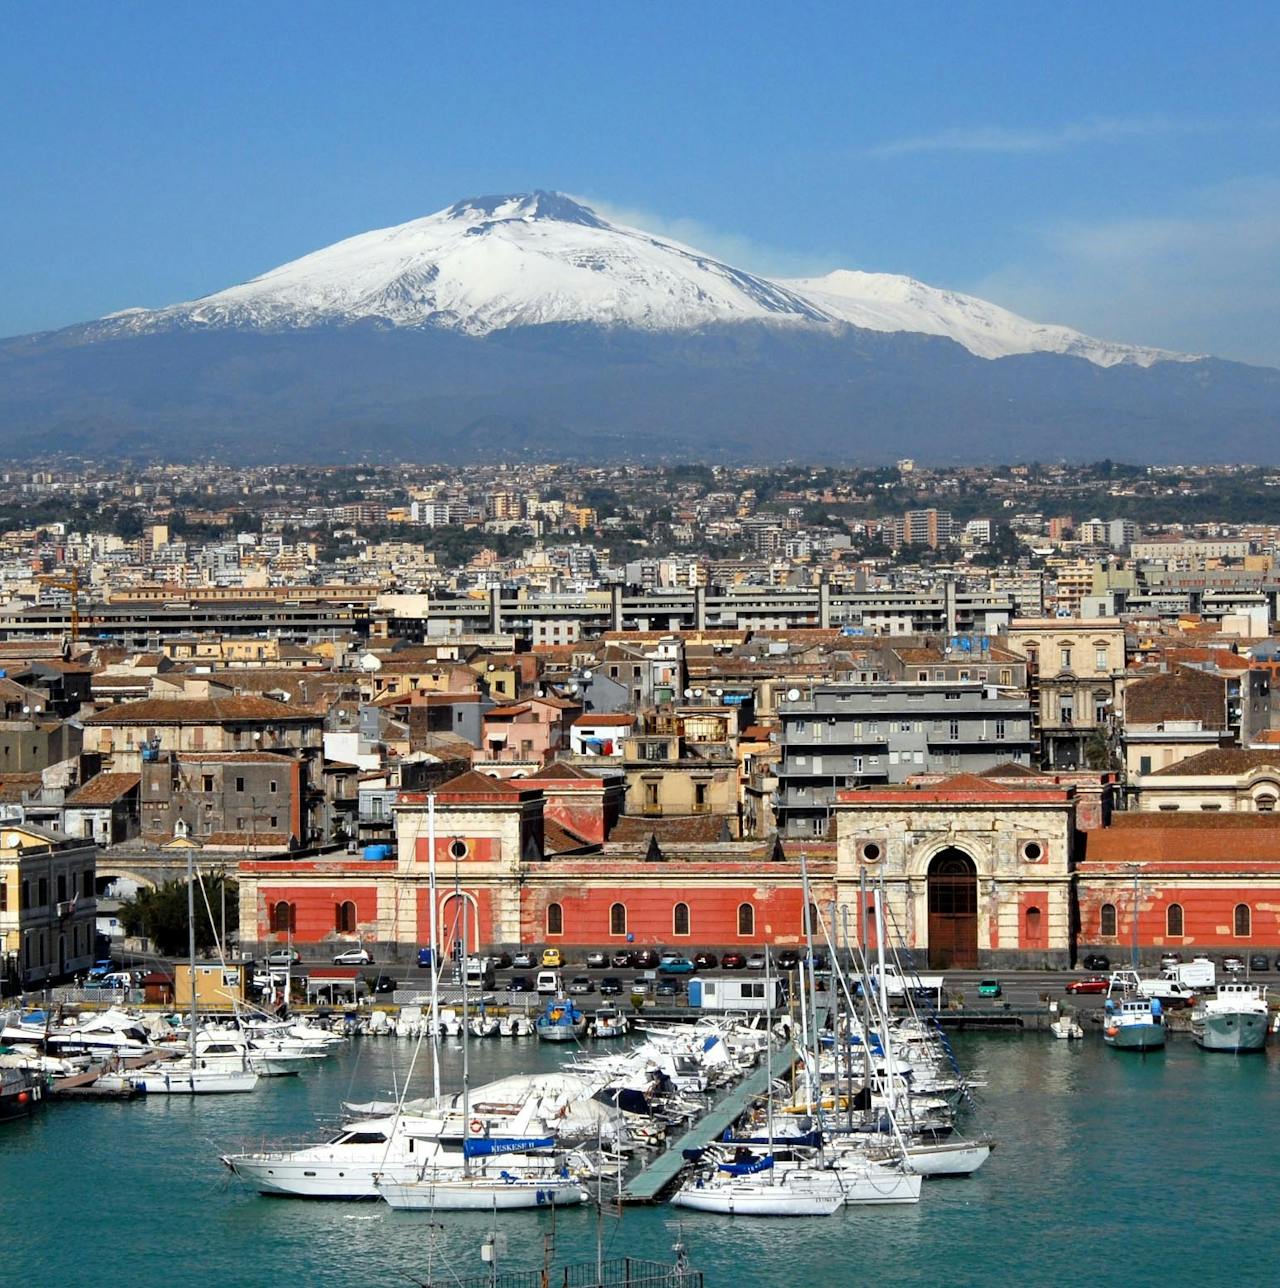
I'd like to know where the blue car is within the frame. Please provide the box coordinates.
[658,954,696,974]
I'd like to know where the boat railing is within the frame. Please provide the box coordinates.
[431,1259,702,1288]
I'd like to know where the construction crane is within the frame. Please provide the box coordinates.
[35,567,82,644]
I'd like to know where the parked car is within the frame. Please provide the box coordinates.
[332,947,373,965]
[1065,976,1110,995]
[611,950,635,968]
[368,974,397,994]
[568,976,595,995]
[692,951,718,970]
[1222,955,1245,975]
[1159,952,1182,971]
[585,950,608,969]
[656,978,683,998]
[721,952,747,970]
[630,976,653,995]
[508,975,534,992]
[265,948,302,967]
[745,953,767,970]
[416,947,435,968]
[535,970,560,995]
[633,949,659,968]
[977,978,1002,998]
[775,949,801,970]
[512,951,537,969]
[658,953,696,974]
[599,976,623,996]
[492,952,513,969]
[1082,953,1111,971]
[541,947,563,968]
[1248,953,1270,973]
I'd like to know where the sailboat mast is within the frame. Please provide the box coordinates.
[459,857,471,1178]
[874,886,895,1115]
[764,944,775,1175]
[187,843,197,1062]
[428,793,441,1101]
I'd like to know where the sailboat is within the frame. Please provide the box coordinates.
[378,824,588,1212]
[133,839,258,1095]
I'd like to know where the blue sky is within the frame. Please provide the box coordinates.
[3,2,1278,362]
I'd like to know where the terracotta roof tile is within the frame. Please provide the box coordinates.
[65,772,141,806]
[1150,748,1280,777]
[82,695,315,725]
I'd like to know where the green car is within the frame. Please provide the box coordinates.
[977,978,1002,998]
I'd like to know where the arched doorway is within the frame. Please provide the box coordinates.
[438,891,481,958]
[927,848,978,969]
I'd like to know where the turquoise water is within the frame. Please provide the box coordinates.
[2,1032,1276,1287]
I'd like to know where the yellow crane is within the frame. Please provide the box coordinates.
[35,567,82,643]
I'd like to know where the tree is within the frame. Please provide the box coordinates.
[119,873,238,956]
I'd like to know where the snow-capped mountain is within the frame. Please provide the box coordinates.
[90,190,1184,368]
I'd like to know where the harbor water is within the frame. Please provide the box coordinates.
[2,1031,1276,1287]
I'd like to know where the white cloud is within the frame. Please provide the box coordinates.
[574,195,843,279]
[968,176,1280,365]
[869,116,1218,158]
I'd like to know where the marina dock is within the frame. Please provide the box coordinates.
[621,1042,796,1203]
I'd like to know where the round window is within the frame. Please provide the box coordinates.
[449,838,468,860]
[862,841,882,862]
[1023,841,1043,861]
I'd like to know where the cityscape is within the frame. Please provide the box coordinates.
[2,5,1278,1287]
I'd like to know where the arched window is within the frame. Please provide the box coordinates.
[272,900,295,933]
[737,902,755,937]
[1166,903,1184,937]
[1024,905,1043,948]
[673,902,690,937]
[335,900,356,933]
[1256,794,1276,813]
[546,902,563,936]
[1234,903,1251,937]
[1100,903,1116,937]
[609,902,627,936]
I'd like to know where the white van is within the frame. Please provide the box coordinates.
[535,969,560,995]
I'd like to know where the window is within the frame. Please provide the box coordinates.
[643,781,659,810]
[546,902,564,936]
[21,880,29,911]
[269,815,279,828]
[673,902,690,936]
[235,776,245,793]
[1000,669,1012,686]
[201,774,214,793]
[335,900,357,933]
[1059,696,1074,725]
[82,869,92,899]
[0,880,6,912]
[1166,903,1184,937]
[949,720,960,740]
[271,900,296,933]
[1100,903,1117,937]
[995,719,1006,740]
[38,877,47,907]
[57,874,67,903]
[1234,903,1251,937]
[269,780,278,795]
[737,902,755,936]
[1060,647,1073,671]
[1139,756,1152,775]
[1024,905,1043,948]
[609,902,627,936]
[1095,647,1108,673]
[694,782,708,809]
[1022,841,1043,861]
[1256,795,1276,813]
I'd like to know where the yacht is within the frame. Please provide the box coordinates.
[1192,983,1270,1053]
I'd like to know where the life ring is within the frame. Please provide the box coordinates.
[469,1118,484,1135]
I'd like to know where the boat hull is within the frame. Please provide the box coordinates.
[1103,1023,1164,1051]
[902,1141,991,1177]
[222,1155,422,1198]
[379,1177,587,1210]
[671,1179,844,1217]
[133,1066,260,1094]
[1193,1011,1269,1053]
[535,1022,587,1042]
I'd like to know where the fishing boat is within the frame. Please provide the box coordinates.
[1102,995,1165,1051]
[535,995,587,1042]
[1191,983,1269,1053]
[590,1006,629,1039]
[0,1065,44,1122]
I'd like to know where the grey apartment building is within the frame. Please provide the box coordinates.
[776,681,1036,837]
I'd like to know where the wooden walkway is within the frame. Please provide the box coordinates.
[620,1042,795,1203]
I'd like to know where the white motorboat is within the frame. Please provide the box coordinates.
[590,1006,629,1039]
[1050,1015,1084,1040]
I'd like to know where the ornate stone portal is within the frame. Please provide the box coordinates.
[834,774,1076,969]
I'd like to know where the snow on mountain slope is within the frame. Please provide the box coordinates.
[89,190,1190,368]
[779,269,1192,368]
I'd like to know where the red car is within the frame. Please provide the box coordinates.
[1065,976,1109,995]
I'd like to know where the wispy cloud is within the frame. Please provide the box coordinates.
[968,176,1280,365]
[869,115,1218,158]
[574,195,843,279]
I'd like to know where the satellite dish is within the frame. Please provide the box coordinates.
[786,688,802,702]
[693,688,704,698]
[683,688,693,698]
[358,653,383,672]
[714,688,723,696]
[582,669,593,680]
